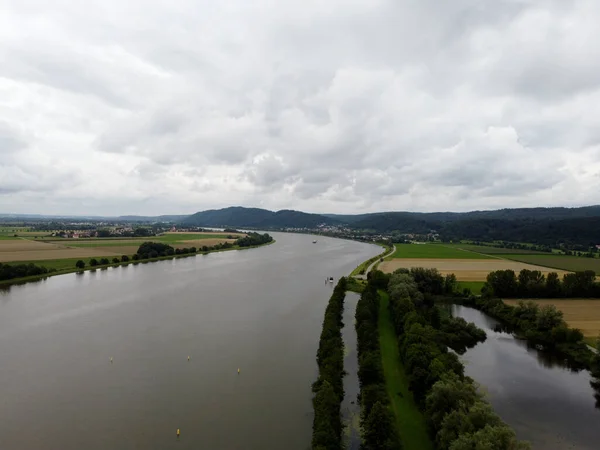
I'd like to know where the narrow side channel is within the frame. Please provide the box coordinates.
[341,291,361,449]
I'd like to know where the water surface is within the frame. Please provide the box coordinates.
[341,292,361,449]
[453,305,600,450]
[0,233,380,450]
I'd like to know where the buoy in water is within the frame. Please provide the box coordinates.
[110,357,113,363]
[176,428,180,438]
[238,368,240,374]
[187,356,190,361]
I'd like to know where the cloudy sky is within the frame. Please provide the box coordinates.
[1,0,600,216]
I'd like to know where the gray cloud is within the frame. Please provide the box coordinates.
[1,0,600,215]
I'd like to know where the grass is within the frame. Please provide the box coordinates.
[378,290,434,450]
[501,254,600,274]
[4,257,106,271]
[390,244,492,260]
[456,281,485,295]
[0,235,19,240]
[447,243,548,255]
[350,244,393,277]
[346,277,367,293]
[155,233,232,242]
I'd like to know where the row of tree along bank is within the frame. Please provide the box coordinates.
[312,277,347,449]
[354,280,399,449]
[380,268,530,450]
[484,268,600,298]
[459,295,594,370]
[72,232,274,270]
[0,262,57,281]
[0,233,274,286]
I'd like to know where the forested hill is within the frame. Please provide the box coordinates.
[181,207,340,228]
[181,206,600,246]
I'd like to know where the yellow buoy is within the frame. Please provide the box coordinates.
[110,357,113,363]
[176,428,180,438]
[238,368,240,374]
[187,356,190,361]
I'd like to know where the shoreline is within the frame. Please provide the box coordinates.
[0,240,275,289]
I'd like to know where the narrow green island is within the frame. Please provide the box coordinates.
[312,251,536,449]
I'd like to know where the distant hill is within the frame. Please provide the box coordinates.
[181,206,339,229]
[181,205,600,246]
[117,215,190,222]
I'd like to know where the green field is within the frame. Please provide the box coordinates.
[0,235,19,240]
[7,257,110,271]
[501,254,600,274]
[447,243,548,255]
[45,233,235,248]
[378,290,434,450]
[456,281,485,295]
[154,233,232,242]
[390,244,492,259]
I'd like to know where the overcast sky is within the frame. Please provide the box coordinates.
[1,0,600,216]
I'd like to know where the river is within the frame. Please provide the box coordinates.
[452,305,600,450]
[0,233,381,450]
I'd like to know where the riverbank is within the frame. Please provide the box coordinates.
[0,240,275,288]
[378,290,433,450]
[350,243,393,277]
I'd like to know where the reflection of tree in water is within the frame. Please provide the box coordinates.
[591,341,600,409]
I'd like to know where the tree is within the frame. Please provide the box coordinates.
[448,424,530,450]
[311,381,340,449]
[99,258,110,265]
[545,272,561,297]
[121,255,130,262]
[75,260,85,269]
[362,401,399,450]
[89,258,98,267]
[486,270,518,297]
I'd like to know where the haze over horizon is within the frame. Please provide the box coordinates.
[2,0,600,216]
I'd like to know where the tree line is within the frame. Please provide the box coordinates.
[461,295,593,370]
[236,232,274,247]
[73,234,274,270]
[354,280,399,449]
[0,262,57,281]
[484,269,600,298]
[312,277,347,449]
[384,269,530,449]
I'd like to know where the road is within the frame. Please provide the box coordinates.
[355,245,395,279]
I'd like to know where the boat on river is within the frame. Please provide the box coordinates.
[329,277,334,283]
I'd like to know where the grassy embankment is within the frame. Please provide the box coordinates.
[349,243,393,277]
[0,239,275,287]
[456,281,485,295]
[378,290,433,450]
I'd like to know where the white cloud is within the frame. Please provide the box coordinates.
[1,0,600,215]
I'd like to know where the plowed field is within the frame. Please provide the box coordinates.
[379,258,571,281]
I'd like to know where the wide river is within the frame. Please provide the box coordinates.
[0,233,381,450]
[453,305,600,450]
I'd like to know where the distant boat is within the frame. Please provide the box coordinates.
[312,240,317,243]
[329,277,334,283]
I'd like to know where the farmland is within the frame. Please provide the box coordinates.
[0,232,240,264]
[446,243,549,255]
[499,254,600,274]
[390,244,493,259]
[504,299,600,342]
[379,258,570,281]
